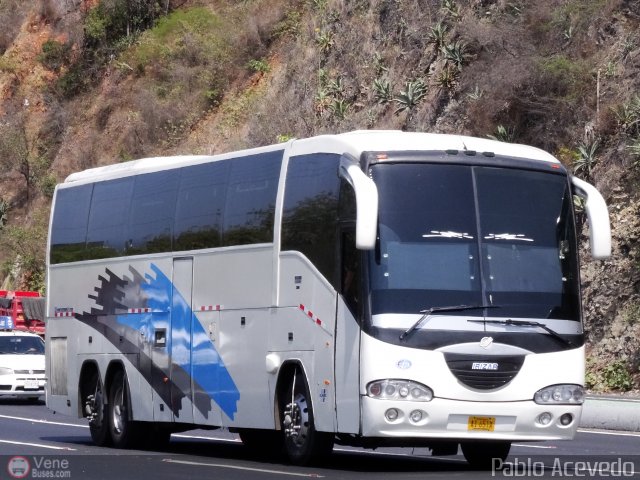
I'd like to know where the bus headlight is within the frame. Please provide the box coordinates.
[366,380,433,401]
[534,384,584,405]
[0,367,13,375]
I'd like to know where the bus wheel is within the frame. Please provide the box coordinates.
[108,370,141,449]
[86,373,111,446]
[281,370,333,465]
[461,440,511,469]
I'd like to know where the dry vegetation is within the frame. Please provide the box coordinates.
[1,0,640,390]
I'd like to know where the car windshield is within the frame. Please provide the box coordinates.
[368,162,580,321]
[0,336,45,354]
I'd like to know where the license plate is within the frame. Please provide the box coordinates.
[468,416,495,431]
[24,379,39,390]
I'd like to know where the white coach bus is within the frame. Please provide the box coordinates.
[46,131,611,466]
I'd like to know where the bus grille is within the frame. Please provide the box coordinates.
[444,353,525,390]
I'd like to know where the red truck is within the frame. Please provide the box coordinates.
[0,291,45,336]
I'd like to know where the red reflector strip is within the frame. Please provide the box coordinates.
[200,305,221,311]
[54,309,74,317]
[128,308,153,314]
[298,304,324,328]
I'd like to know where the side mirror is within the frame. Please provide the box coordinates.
[571,176,611,259]
[339,160,378,250]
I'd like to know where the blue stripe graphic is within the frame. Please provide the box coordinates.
[116,263,240,420]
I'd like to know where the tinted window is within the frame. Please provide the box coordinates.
[282,153,340,283]
[369,163,482,314]
[50,184,92,264]
[223,151,282,246]
[174,161,229,251]
[368,163,579,321]
[86,177,134,259]
[0,335,45,354]
[126,170,179,255]
[476,168,579,319]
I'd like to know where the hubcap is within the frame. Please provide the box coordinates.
[112,385,125,434]
[283,393,309,448]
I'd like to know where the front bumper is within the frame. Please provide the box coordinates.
[361,396,582,441]
[0,375,46,398]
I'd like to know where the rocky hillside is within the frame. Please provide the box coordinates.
[1,0,639,391]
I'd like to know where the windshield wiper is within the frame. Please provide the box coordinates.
[400,304,499,341]
[467,319,573,347]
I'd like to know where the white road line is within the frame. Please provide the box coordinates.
[512,443,557,449]
[162,458,324,477]
[578,429,640,438]
[172,433,240,442]
[0,414,88,429]
[0,439,76,451]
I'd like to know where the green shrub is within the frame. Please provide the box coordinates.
[37,40,71,71]
[247,58,271,74]
[124,8,229,73]
[602,361,633,391]
[537,55,591,101]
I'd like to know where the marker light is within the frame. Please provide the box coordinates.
[534,384,584,405]
[366,380,433,401]
[385,408,399,421]
[537,412,553,425]
[560,413,573,426]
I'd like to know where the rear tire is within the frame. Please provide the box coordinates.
[281,369,333,465]
[108,370,142,449]
[461,440,511,470]
[87,373,111,447]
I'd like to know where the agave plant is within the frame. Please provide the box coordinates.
[435,66,458,92]
[329,99,350,120]
[441,40,470,71]
[574,138,600,176]
[487,125,516,143]
[393,79,428,115]
[427,21,449,49]
[373,78,393,104]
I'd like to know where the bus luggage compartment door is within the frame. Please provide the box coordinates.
[170,257,195,424]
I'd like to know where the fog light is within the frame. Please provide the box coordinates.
[410,410,423,423]
[560,413,573,426]
[385,408,399,421]
[537,412,552,426]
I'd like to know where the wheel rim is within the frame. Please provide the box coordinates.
[90,380,105,428]
[283,393,310,448]
[111,383,125,435]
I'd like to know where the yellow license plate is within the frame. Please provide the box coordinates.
[468,416,496,431]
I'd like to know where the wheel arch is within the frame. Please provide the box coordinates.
[274,359,313,429]
[78,360,101,417]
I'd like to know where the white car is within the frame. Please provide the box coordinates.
[0,331,46,400]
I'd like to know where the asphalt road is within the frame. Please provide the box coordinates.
[1,399,639,480]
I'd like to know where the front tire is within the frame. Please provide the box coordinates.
[108,370,142,449]
[281,369,333,465]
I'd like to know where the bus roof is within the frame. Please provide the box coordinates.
[62,130,560,186]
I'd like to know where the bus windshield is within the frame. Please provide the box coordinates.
[368,162,580,322]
